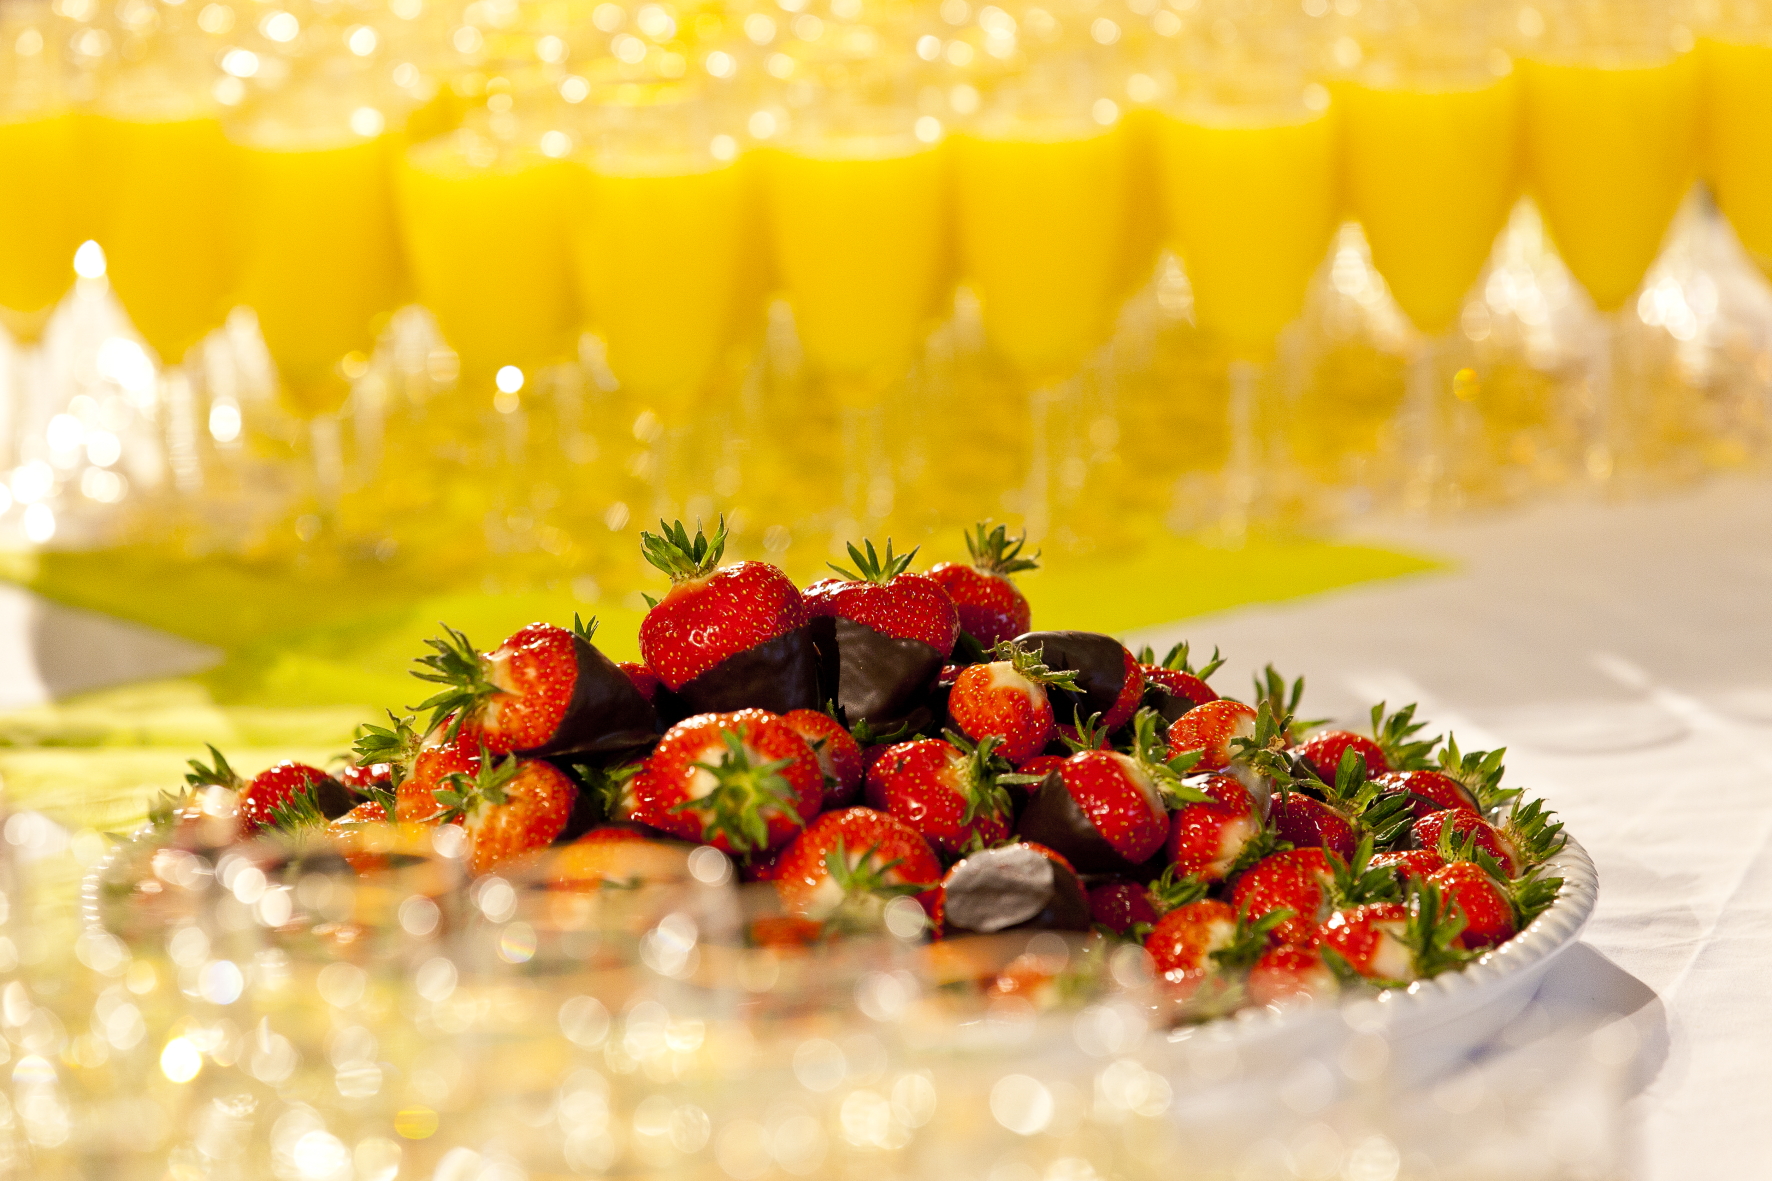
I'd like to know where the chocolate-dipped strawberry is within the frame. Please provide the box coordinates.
[927,522,1038,650]
[1014,630,1145,734]
[1016,710,1209,873]
[413,617,659,758]
[639,518,821,719]
[807,539,959,730]
[936,842,1091,935]
[1137,641,1224,723]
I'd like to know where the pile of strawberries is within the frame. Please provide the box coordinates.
[144,518,1566,1019]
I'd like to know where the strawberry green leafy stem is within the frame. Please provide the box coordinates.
[829,537,918,584]
[434,746,524,824]
[677,726,800,855]
[989,640,1082,693]
[964,521,1040,577]
[640,516,729,583]
[411,624,502,742]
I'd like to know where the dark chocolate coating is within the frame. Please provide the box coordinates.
[828,617,944,728]
[1015,769,1140,875]
[1146,684,1195,726]
[658,625,822,721]
[942,844,1091,934]
[1015,630,1129,729]
[521,635,662,758]
[314,777,357,820]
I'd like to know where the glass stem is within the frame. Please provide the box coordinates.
[1225,358,1262,542]
[1407,339,1441,511]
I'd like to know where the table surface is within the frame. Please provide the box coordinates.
[5,479,1768,1179]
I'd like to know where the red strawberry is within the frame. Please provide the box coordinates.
[1412,810,1519,876]
[1145,899,1239,984]
[185,747,352,836]
[1371,847,1446,883]
[810,539,959,657]
[1164,773,1263,882]
[1144,900,1285,1005]
[1016,753,1067,778]
[631,709,824,856]
[782,709,866,809]
[1426,860,1517,949]
[1230,848,1335,946]
[1295,702,1436,783]
[1017,709,1210,873]
[240,761,341,834]
[637,518,817,711]
[1088,880,1160,935]
[1026,749,1168,866]
[1247,943,1340,1008]
[433,754,577,876]
[1137,641,1223,720]
[947,642,1080,762]
[1016,631,1145,732]
[1293,730,1391,783]
[1319,885,1470,984]
[1373,769,1479,819]
[326,799,389,871]
[397,721,481,823]
[772,807,942,925]
[926,522,1038,649]
[412,618,657,758]
[867,735,1014,856]
[338,760,393,796]
[619,661,661,704]
[1165,700,1257,772]
[1318,901,1416,983]
[1270,792,1359,860]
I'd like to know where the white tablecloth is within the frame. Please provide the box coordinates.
[4,481,1767,1179]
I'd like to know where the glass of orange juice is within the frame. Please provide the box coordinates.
[755,0,951,548]
[0,0,89,541]
[567,5,764,527]
[228,8,412,512]
[1700,0,1772,282]
[1336,0,1522,504]
[1520,0,1699,485]
[946,0,1137,543]
[87,0,241,503]
[1154,0,1339,534]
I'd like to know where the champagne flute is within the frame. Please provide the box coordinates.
[1154,0,1339,534]
[1337,0,1522,504]
[0,0,88,544]
[90,0,240,500]
[568,1,764,526]
[228,0,410,515]
[758,0,952,551]
[948,0,1136,546]
[1519,0,1699,486]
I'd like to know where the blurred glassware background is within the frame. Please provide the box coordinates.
[0,0,1768,602]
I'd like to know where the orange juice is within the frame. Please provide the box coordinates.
[0,112,84,340]
[92,112,240,363]
[766,137,950,388]
[572,153,760,397]
[1521,53,1698,312]
[1341,70,1520,334]
[1701,36,1772,277]
[1158,101,1338,354]
[953,121,1130,379]
[396,130,579,377]
[235,127,404,414]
